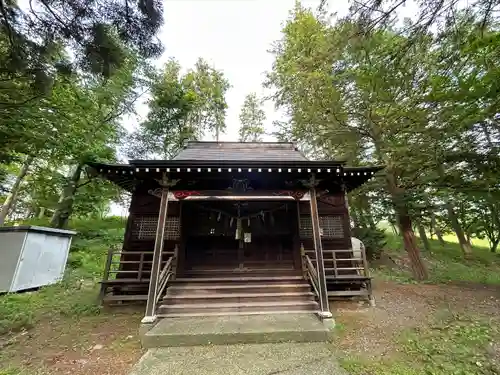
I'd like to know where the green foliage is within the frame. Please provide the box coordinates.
[0,217,125,335]
[266,2,500,279]
[238,92,266,142]
[127,58,230,159]
[376,232,500,285]
[352,226,387,260]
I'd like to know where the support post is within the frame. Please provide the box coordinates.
[142,186,169,324]
[309,185,332,319]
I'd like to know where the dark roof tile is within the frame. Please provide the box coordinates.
[173,141,308,161]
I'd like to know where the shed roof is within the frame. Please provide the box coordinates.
[173,141,308,162]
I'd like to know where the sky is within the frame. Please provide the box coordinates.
[127,0,351,142]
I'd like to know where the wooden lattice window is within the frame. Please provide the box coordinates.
[299,216,313,238]
[319,215,344,238]
[299,215,344,239]
[131,216,181,240]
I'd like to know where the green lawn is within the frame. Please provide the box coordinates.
[376,230,500,285]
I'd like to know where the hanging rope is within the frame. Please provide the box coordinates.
[194,203,288,221]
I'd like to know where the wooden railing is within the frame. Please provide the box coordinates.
[303,253,320,298]
[302,246,370,278]
[99,246,178,305]
[155,255,175,305]
[101,248,173,281]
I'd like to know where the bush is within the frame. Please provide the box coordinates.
[352,226,387,260]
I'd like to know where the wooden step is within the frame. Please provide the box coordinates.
[156,310,319,318]
[103,294,148,301]
[173,275,304,284]
[157,300,318,315]
[163,291,315,304]
[167,283,311,295]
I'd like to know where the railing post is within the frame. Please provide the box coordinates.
[142,184,170,324]
[98,247,115,304]
[300,243,307,279]
[172,244,179,280]
[309,183,332,319]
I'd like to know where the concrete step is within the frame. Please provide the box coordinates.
[157,300,318,315]
[162,291,315,304]
[142,313,331,347]
[167,282,311,295]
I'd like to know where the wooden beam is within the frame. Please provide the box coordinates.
[143,186,169,322]
[309,185,332,319]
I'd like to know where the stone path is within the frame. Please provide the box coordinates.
[129,342,349,375]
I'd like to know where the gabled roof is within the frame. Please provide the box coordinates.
[173,141,308,162]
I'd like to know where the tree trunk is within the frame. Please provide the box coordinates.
[0,155,34,225]
[389,220,399,235]
[437,164,472,255]
[385,170,428,280]
[50,164,83,229]
[490,238,499,253]
[445,202,473,256]
[38,207,46,219]
[430,212,445,246]
[417,221,431,251]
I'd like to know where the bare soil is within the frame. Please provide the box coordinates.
[1,307,145,375]
[2,281,500,374]
[333,280,500,359]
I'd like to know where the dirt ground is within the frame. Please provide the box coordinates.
[0,307,145,375]
[2,281,500,375]
[333,279,500,359]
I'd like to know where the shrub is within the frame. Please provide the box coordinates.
[352,226,387,260]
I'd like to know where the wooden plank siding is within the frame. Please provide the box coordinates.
[298,194,358,278]
[116,189,181,280]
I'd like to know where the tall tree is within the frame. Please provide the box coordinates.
[266,6,432,279]
[238,92,266,142]
[127,58,230,159]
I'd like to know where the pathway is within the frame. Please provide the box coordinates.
[129,342,349,375]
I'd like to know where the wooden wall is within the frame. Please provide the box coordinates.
[116,188,353,278]
[117,189,181,279]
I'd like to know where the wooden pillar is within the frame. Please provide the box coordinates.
[309,186,332,319]
[142,186,169,323]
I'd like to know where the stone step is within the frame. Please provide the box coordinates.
[142,313,331,347]
[162,291,315,304]
[167,282,311,294]
[157,300,318,315]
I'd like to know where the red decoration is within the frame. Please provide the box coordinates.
[273,191,305,200]
[173,191,201,200]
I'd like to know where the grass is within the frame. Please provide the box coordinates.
[375,231,500,286]
[0,216,126,335]
[340,313,500,375]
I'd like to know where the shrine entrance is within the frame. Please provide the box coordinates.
[182,200,300,272]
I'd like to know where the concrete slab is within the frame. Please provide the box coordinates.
[142,313,331,347]
[129,342,349,375]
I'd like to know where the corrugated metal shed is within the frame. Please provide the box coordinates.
[173,141,308,161]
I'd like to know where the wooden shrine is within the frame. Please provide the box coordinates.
[88,142,382,322]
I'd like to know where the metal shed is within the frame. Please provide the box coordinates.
[0,226,76,293]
